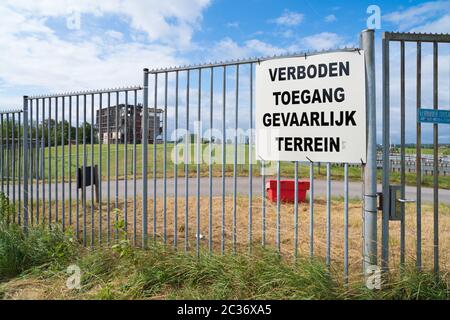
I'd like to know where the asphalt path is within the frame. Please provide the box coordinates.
[7,177,449,204]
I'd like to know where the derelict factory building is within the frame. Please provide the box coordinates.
[95,104,163,144]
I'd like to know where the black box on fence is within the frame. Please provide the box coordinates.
[77,165,99,203]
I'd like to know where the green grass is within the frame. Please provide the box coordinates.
[0,195,448,300]
[405,146,450,156]
[1,240,449,300]
[0,194,77,280]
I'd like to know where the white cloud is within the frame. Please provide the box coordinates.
[105,30,124,40]
[384,1,450,31]
[325,14,337,22]
[301,32,345,51]
[0,0,211,105]
[410,14,450,33]
[245,39,285,56]
[226,21,239,28]
[2,0,211,46]
[211,38,285,61]
[271,10,304,26]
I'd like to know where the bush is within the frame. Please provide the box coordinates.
[0,193,77,280]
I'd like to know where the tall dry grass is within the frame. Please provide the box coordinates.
[28,194,450,282]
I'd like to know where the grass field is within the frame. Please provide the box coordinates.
[22,194,450,278]
[23,143,450,189]
[1,244,449,300]
[405,147,450,156]
[1,194,449,299]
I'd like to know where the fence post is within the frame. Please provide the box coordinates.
[142,69,149,249]
[23,96,29,234]
[360,29,378,274]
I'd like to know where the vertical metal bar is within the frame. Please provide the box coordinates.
[153,74,158,242]
[41,99,45,224]
[185,70,190,253]
[344,163,349,283]
[90,94,95,246]
[276,161,281,253]
[107,92,111,244]
[142,69,149,248]
[124,91,128,239]
[40,99,46,224]
[75,96,80,239]
[18,113,22,225]
[54,97,58,223]
[28,100,32,224]
[432,41,439,276]
[133,90,137,245]
[62,97,65,230]
[261,160,266,247]
[115,91,119,242]
[209,67,213,253]
[294,161,299,258]
[309,162,314,257]
[381,36,390,272]
[233,65,238,254]
[1,113,3,194]
[98,94,102,243]
[23,96,29,234]
[35,99,41,224]
[197,68,201,257]
[174,71,179,249]
[361,29,378,274]
[36,100,40,224]
[83,95,87,246]
[48,98,52,226]
[222,66,226,254]
[163,72,168,244]
[248,64,253,253]
[416,41,422,271]
[326,162,331,268]
[12,113,16,221]
[6,113,9,200]
[68,96,72,226]
[400,40,406,268]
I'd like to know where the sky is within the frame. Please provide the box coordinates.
[0,0,449,143]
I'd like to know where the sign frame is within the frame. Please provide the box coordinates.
[255,50,367,164]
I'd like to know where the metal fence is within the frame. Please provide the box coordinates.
[0,109,23,224]
[139,34,376,282]
[0,30,382,282]
[382,32,450,276]
[21,87,144,246]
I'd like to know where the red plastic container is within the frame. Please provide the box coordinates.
[266,180,310,203]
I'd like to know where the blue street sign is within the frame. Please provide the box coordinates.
[418,108,450,124]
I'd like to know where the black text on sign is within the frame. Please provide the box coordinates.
[255,51,367,163]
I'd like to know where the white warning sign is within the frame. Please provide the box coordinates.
[255,51,366,164]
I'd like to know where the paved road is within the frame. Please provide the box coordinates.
[6,177,450,204]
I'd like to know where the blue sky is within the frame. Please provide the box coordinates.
[0,0,449,142]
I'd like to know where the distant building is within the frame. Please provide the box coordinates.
[96,104,163,144]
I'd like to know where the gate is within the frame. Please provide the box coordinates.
[382,32,450,275]
[0,29,378,283]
